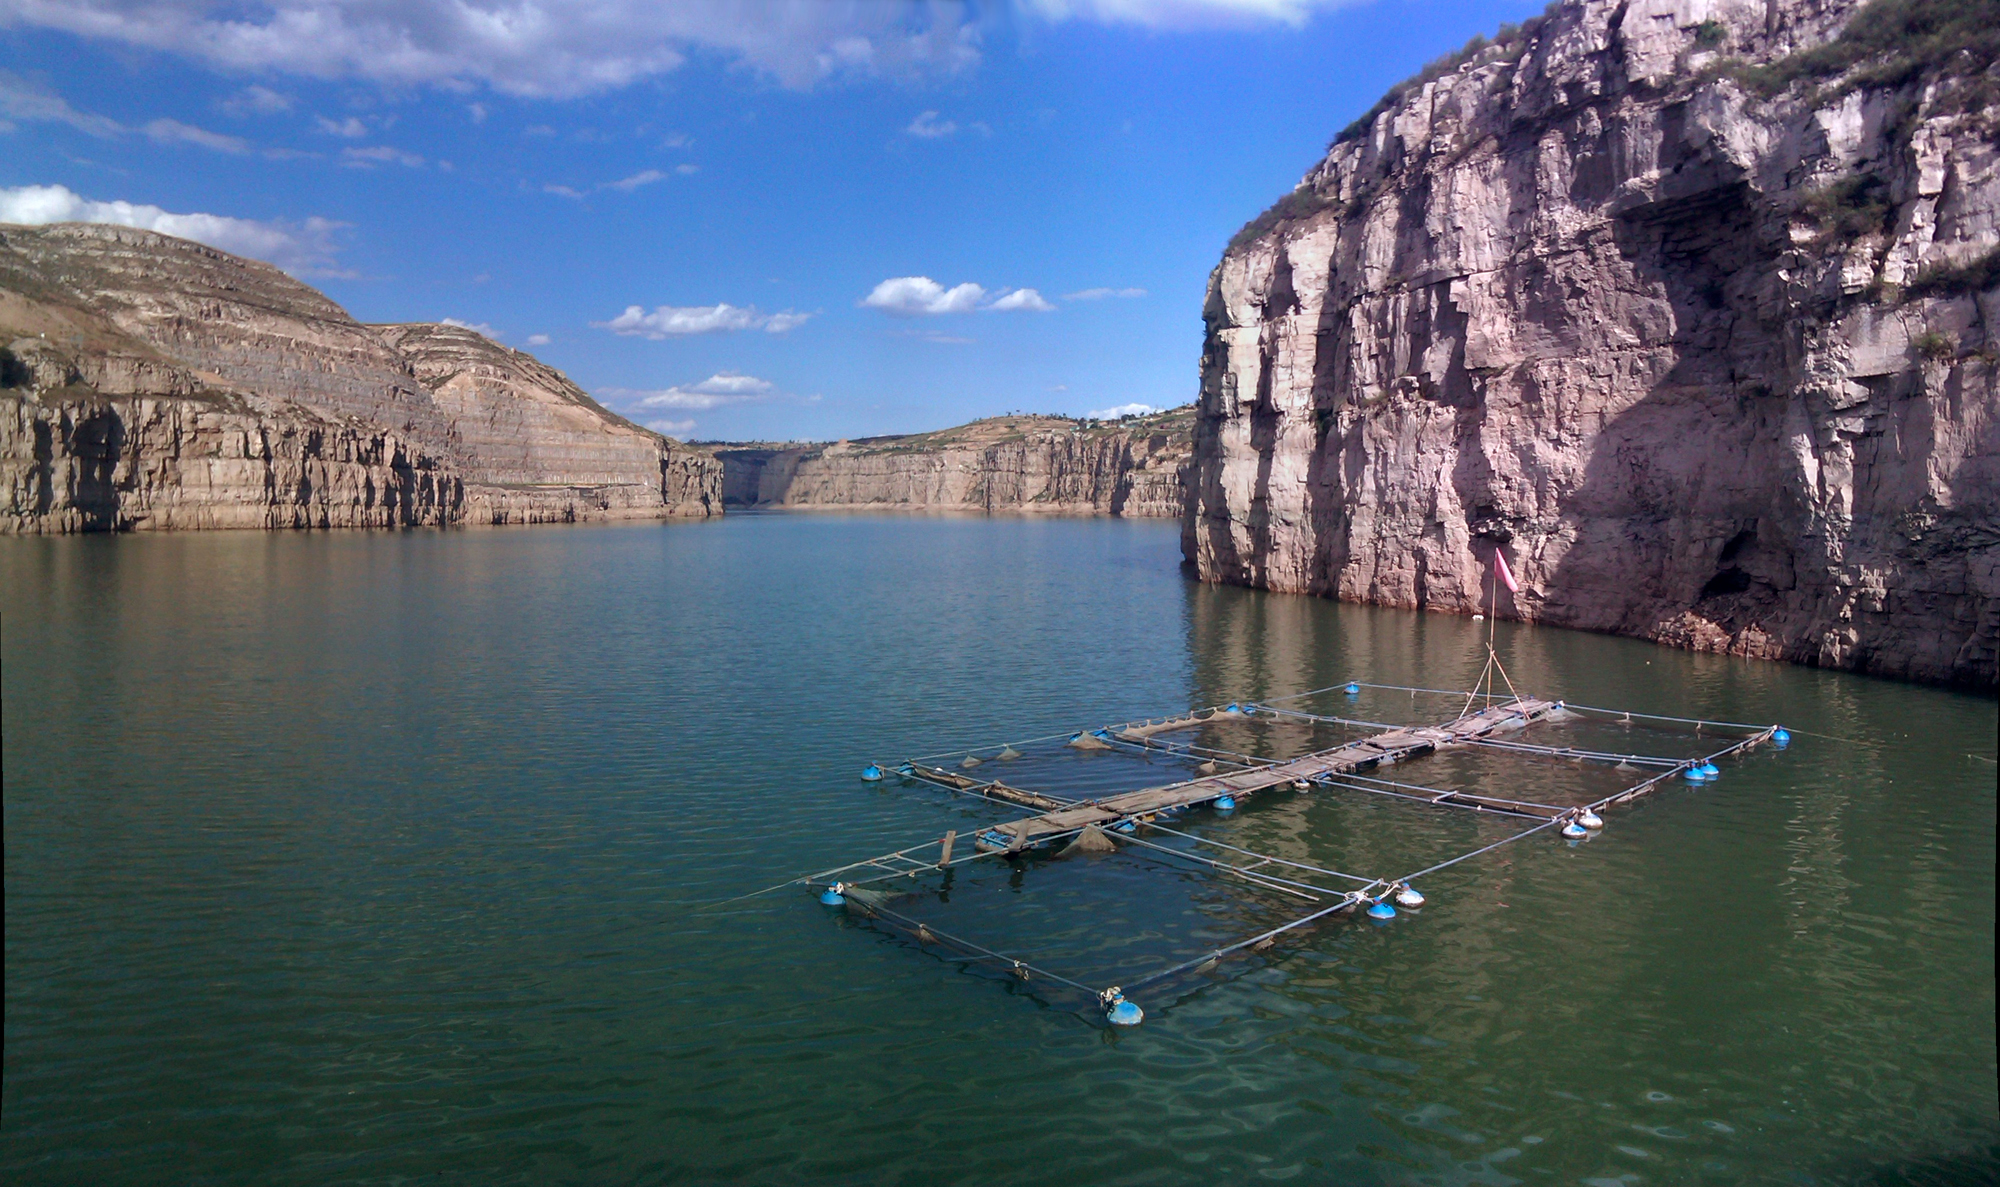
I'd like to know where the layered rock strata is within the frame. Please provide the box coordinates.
[716,408,1192,516]
[1188,0,1999,687]
[2,223,720,532]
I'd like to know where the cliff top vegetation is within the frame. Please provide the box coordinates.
[1227,0,1997,256]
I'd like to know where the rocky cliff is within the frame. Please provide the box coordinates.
[1,223,721,532]
[715,407,1192,516]
[1188,0,1999,688]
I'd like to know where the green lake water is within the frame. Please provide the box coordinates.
[3,515,1994,1185]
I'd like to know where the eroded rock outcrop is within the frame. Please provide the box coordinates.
[1188,0,1999,687]
[2,223,720,532]
[716,408,1192,516]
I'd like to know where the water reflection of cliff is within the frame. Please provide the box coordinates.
[1175,574,1996,1178]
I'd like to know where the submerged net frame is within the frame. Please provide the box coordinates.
[775,678,1780,1021]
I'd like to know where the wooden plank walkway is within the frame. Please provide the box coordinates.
[965,698,1558,850]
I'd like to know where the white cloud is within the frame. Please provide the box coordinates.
[220,85,293,116]
[143,117,249,153]
[315,114,367,137]
[675,163,699,175]
[612,373,777,412]
[1065,286,1147,300]
[440,318,500,338]
[597,303,810,338]
[604,169,665,192]
[863,275,985,316]
[689,373,773,396]
[525,333,551,346]
[906,110,956,138]
[865,277,1058,315]
[0,183,347,277]
[543,183,585,199]
[988,287,1054,312]
[1086,402,1157,419]
[646,417,697,436]
[1020,0,1352,28]
[342,144,424,167]
[0,71,122,137]
[0,0,982,97]
[467,102,488,123]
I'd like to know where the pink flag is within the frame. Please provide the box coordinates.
[1494,550,1519,594]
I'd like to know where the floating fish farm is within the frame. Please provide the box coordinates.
[776,667,1787,1027]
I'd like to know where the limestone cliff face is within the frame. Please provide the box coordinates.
[716,409,1192,516]
[1,223,720,531]
[1188,0,1999,688]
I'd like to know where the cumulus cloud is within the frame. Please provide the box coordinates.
[0,183,347,276]
[646,417,696,436]
[1020,0,1352,28]
[864,277,1058,315]
[1086,402,1157,419]
[0,0,982,97]
[862,276,985,316]
[987,287,1054,312]
[315,114,367,137]
[625,372,775,410]
[905,110,956,138]
[143,117,249,153]
[524,333,551,346]
[1065,286,1146,300]
[597,303,810,338]
[440,318,500,338]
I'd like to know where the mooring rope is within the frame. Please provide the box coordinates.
[1558,702,1774,733]
[1095,732,1271,769]
[1138,822,1376,885]
[1119,892,1368,994]
[857,901,1103,996]
[1108,831,1343,900]
[1392,818,1560,884]
[1255,705,1408,731]
[1460,736,1685,767]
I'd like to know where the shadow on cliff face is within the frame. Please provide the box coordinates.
[66,405,127,532]
[1539,173,1996,686]
[1538,179,1787,638]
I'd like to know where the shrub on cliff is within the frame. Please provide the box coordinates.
[1734,0,2000,99]
[1904,247,2000,299]
[1227,187,1339,251]
[1329,2,1561,149]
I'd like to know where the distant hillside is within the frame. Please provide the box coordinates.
[710,406,1193,516]
[1,222,720,532]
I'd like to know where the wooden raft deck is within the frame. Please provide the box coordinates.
[956,698,1559,849]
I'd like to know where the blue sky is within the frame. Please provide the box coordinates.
[1,0,1543,441]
